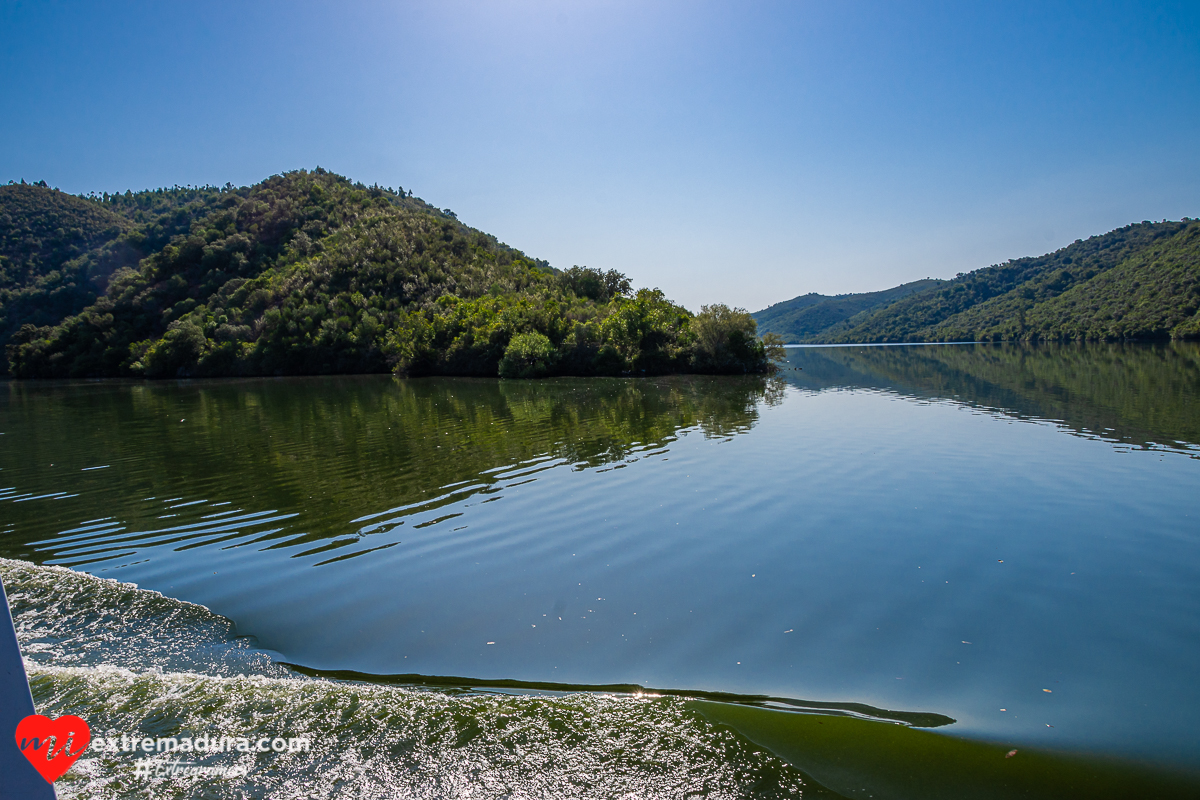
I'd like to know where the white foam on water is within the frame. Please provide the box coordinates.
[3,558,816,799]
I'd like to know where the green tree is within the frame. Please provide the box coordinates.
[499,331,558,378]
[691,304,770,373]
[143,319,207,377]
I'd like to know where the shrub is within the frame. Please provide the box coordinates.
[498,331,558,378]
[143,319,207,377]
[691,304,769,373]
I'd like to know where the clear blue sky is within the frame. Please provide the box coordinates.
[2,0,1197,311]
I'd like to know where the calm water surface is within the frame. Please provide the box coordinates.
[2,342,1199,798]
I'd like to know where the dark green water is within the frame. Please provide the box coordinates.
[2,343,1199,798]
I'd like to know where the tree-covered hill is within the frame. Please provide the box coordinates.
[1019,222,1200,341]
[0,181,249,373]
[752,279,943,342]
[2,170,775,378]
[0,182,133,364]
[1,182,131,282]
[773,219,1198,344]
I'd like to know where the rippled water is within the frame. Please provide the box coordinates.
[3,343,1200,797]
[4,558,812,799]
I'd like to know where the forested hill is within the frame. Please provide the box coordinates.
[763,219,1200,344]
[1,182,131,350]
[752,279,943,343]
[1,170,774,379]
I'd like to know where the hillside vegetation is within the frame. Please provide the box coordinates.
[2,170,776,378]
[788,219,1199,344]
[753,279,943,342]
[0,182,133,360]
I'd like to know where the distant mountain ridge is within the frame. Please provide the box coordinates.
[754,219,1200,343]
[752,280,944,343]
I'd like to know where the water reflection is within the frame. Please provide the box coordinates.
[4,343,1198,571]
[0,375,782,565]
[779,342,1200,454]
[2,345,1199,769]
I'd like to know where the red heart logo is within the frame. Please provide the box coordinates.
[14,714,91,784]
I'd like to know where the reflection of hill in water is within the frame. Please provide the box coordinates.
[780,342,1200,453]
[0,375,781,563]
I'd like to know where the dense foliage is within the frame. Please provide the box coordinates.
[1021,223,1200,341]
[0,182,131,369]
[1,170,775,378]
[752,279,944,343]
[804,220,1199,343]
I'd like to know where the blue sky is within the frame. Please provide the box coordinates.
[2,0,1197,311]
